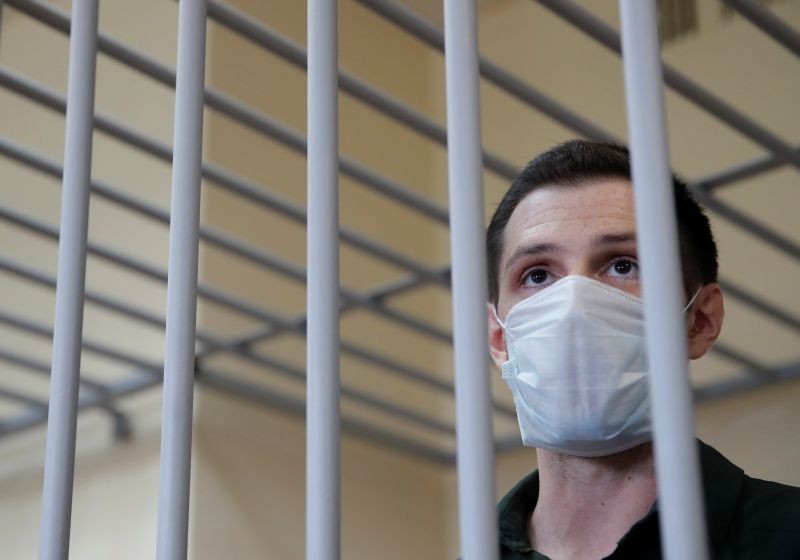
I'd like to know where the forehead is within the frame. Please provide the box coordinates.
[501,179,636,262]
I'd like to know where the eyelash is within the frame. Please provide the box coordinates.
[519,267,555,288]
[606,257,639,279]
[518,257,639,289]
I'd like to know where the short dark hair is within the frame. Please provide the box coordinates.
[486,140,718,303]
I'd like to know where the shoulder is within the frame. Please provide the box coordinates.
[699,441,800,528]
[723,474,800,558]
[736,475,800,531]
[697,441,800,558]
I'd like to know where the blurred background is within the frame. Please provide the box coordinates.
[0,0,798,558]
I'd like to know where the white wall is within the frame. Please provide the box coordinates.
[0,400,164,559]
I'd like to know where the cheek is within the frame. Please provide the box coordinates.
[496,291,518,320]
[495,275,516,317]
[604,278,641,297]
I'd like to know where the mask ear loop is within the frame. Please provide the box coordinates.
[683,286,703,314]
[490,305,517,376]
[491,304,507,330]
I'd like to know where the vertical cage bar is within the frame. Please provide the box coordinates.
[442,1,498,559]
[155,1,207,559]
[37,1,99,558]
[305,1,340,559]
[618,1,709,559]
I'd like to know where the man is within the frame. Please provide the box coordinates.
[486,140,800,559]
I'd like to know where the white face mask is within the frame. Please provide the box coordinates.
[494,275,699,457]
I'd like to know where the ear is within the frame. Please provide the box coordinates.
[487,302,508,368]
[687,283,725,360]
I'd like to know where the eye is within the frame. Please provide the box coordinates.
[606,257,639,279]
[521,268,552,288]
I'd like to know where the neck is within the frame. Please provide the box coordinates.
[530,443,656,559]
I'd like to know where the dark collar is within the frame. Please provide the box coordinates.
[497,440,746,554]
[696,441,745,551]
[497,468,540,552]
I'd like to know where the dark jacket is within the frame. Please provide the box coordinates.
[497,441,800,559]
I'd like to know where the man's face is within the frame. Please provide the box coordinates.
[487,177,724,366]
[494,178,640,320]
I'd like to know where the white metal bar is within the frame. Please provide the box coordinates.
[442,1,498,559]
[206,0,519,181]
[0,305,453,462]
[357,0,618,144]
[5,0,451,287]
[37,1,98,558]
[3,67,796,340]
[306,1,340,559]
[199,370,454,464]
[155,1,207,559]
[0,197,463,434]
[537,0,800,171]
[618,2,709,559]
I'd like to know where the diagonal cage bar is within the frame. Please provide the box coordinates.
[4,4,797,331]
[0,136,516,415]
[0,202,780,424]
[0,344,133,439]
[0,330,116,396]
[711,343,773,378]
[0,207,460,435]
[0,210,476,430]
[5,0,451,226]
[205,0,520,181]
[722,0,800,58]
[716,279,800,332]
[535,0,800,171]
[693,145,800,191]
[355,0,620,144]
[194,263,452,360]
[0,386,48,409]
[350,0,800,265]
[0,232,508,439]
[0,66,451,342]
[692,359,800,401]
[0,0,794,503]
[0,354,457,464]
[0,63,450,291]
[186,4,800,358]
[0,24,792,426]
[6,0,798,359]
[0,374,160,438]
[357,0,796,191]
[0,300,456,441]
[0,310,162,375]
[688,182,800,261]
[0,8,796,560]
[196,369,454,464]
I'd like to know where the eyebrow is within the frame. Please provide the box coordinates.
[504,242,561,271]
[503,232,638,272]
[593,232,637,247]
